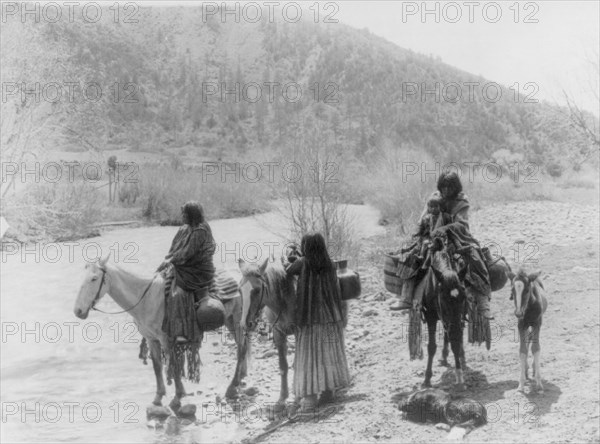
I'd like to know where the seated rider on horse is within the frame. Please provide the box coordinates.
[404,194,453,269]
[157,201,217,344]
[390,172,494,320]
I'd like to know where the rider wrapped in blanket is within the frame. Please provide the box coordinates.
[284,233,351,412]
[404,194,453,269]
[157,201,217,344]
[390,172,493,320]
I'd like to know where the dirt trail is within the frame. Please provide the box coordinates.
[227,200,600,444]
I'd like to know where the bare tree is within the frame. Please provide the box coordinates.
[277,114,358,262]
[559,48,600,168]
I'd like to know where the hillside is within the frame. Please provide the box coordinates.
[1,5,596,172]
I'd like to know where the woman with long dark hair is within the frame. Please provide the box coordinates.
[285,232,350,411]
[390,172,493,320]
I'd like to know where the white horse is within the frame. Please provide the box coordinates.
[73,254,251,410]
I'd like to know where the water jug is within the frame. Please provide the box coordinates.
[335,260,361,301]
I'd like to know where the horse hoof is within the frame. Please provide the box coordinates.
[152,400,162,407]
[273,402,287,413]
[169,399,182,413]
[438,359,450,367]
[422,381,432,388]
[225,386,238,400]
[455,383,467,392]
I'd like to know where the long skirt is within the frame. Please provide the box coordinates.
[293,320,350,398]
[162,274,205,344]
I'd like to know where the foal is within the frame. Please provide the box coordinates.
[509,268,548,393]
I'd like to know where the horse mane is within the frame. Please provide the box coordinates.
[103,262,165,294]
[513,267,546,306]
[263,261,295,311]
[431,240,461,289]
[514,267,529,284]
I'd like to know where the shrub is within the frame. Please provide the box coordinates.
[2,181,102,241]
[546,162,563,178]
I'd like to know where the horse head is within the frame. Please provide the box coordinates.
[73,253,111,319]
[238,257,270,331]
[508,268,542,319]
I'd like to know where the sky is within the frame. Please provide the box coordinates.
[335,1,599,115]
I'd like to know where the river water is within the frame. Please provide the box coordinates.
[0,205,383,443]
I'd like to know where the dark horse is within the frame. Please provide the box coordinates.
[508,267,548,393]
[419,233,469,390]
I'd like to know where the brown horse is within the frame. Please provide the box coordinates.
[237,257,297,405]
[508,267,548,393]
[237,256,350,406]
[73,254,251,410]
[420,234,469,390]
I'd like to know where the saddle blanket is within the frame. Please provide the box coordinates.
[213,269,240,301]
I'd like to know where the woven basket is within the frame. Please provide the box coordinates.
[383,253,403,295]
[384,251,421,295]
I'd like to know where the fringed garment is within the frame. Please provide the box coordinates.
[161,222,216,384]
[286,257,350,398]
[138,269,238,384]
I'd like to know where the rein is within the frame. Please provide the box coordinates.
[91,268,157,315]
[251,281,267,325]
[245,279,283,336]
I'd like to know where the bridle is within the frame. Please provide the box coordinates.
[243,277,284,335]
[245,279,266,329]
[429,235,467,323]
[90,267,156,315]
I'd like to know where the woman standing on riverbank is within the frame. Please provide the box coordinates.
[285,232,350,411]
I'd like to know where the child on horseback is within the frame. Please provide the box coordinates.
[389,172,494,320]
[405,195,453,268]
